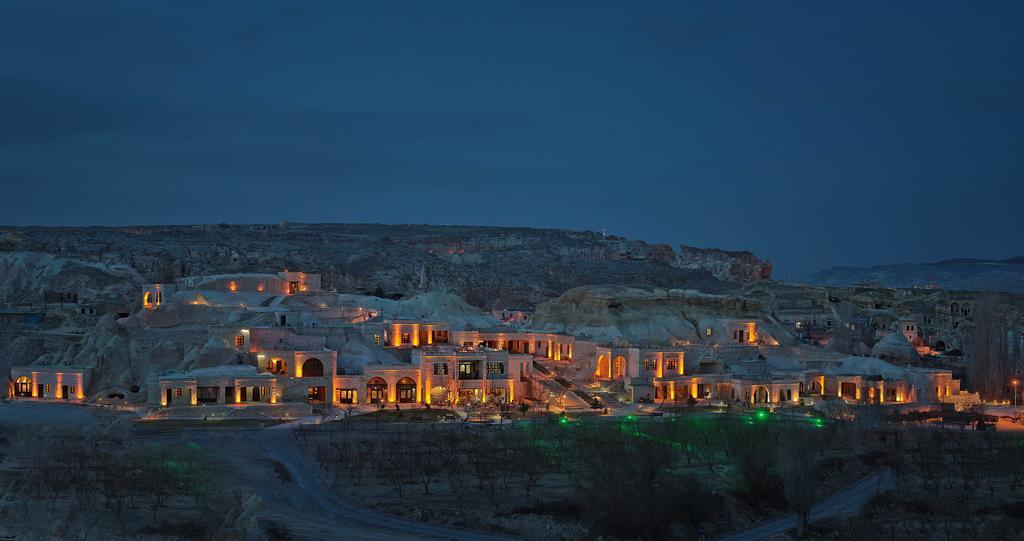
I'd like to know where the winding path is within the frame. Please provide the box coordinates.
[714,468,893,541]
[246,422,520,541]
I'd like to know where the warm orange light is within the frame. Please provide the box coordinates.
[228,281,238,292]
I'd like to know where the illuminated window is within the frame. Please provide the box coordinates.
[705,327,713,337]
[458,362,479,379]
[373,334,382,346]
[486,362,505,375]
[175,388,183,398]
[665,359,679,371]
[259,386,268,396]
[400,333,411,345]
[235,335,245,348]
[45,384,51,393]
[643,359,657,371]
[69,385,76,396]
[433,363,449,375]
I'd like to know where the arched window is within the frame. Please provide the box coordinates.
[301,358,324,377]
[15,376,32,397]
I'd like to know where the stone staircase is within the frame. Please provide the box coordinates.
[587,381,630,408]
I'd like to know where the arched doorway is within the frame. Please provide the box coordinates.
[430,386,449,405]
[143,292,152,306]
[396,377,416,403]
[613,356,626,379]
[301,358,324,377]
[270,358,286,375]
[367,377,388,404]
[595,354,611,379]
[754,386,770,404]
[14,376,32,397]
[809,380,821,394]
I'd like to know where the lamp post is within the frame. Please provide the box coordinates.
[1013,379,1020,407]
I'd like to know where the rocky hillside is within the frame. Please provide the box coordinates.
[807,257,1024,293]
[0,224,771,309]
[530,285,783,344]
[0,252,146,306]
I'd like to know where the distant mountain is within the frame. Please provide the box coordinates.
[806,257,1024,293]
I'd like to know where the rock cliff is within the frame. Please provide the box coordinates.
[0,224,771,309]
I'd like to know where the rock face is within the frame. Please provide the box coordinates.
[0,252,145,307]
[871,331,921,364]
[672,244,772,282]
[0,224,772,309]
[529,284,775,344]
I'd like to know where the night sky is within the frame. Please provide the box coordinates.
[2,1,1021,279]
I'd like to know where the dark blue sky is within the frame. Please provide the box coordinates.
[1,1,1021,279]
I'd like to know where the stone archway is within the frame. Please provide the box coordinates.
[595,354,611,379]
[367,377,388,404]
[430,385,449,405]
[754,386,770,404]
[301,358,324,377]
[397,377,417,403]
[14,376,32,397]
[613,356,626,379]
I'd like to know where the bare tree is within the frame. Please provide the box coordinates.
[409,431,443,495]
[777,427,821,538]
[372,434,411,498]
